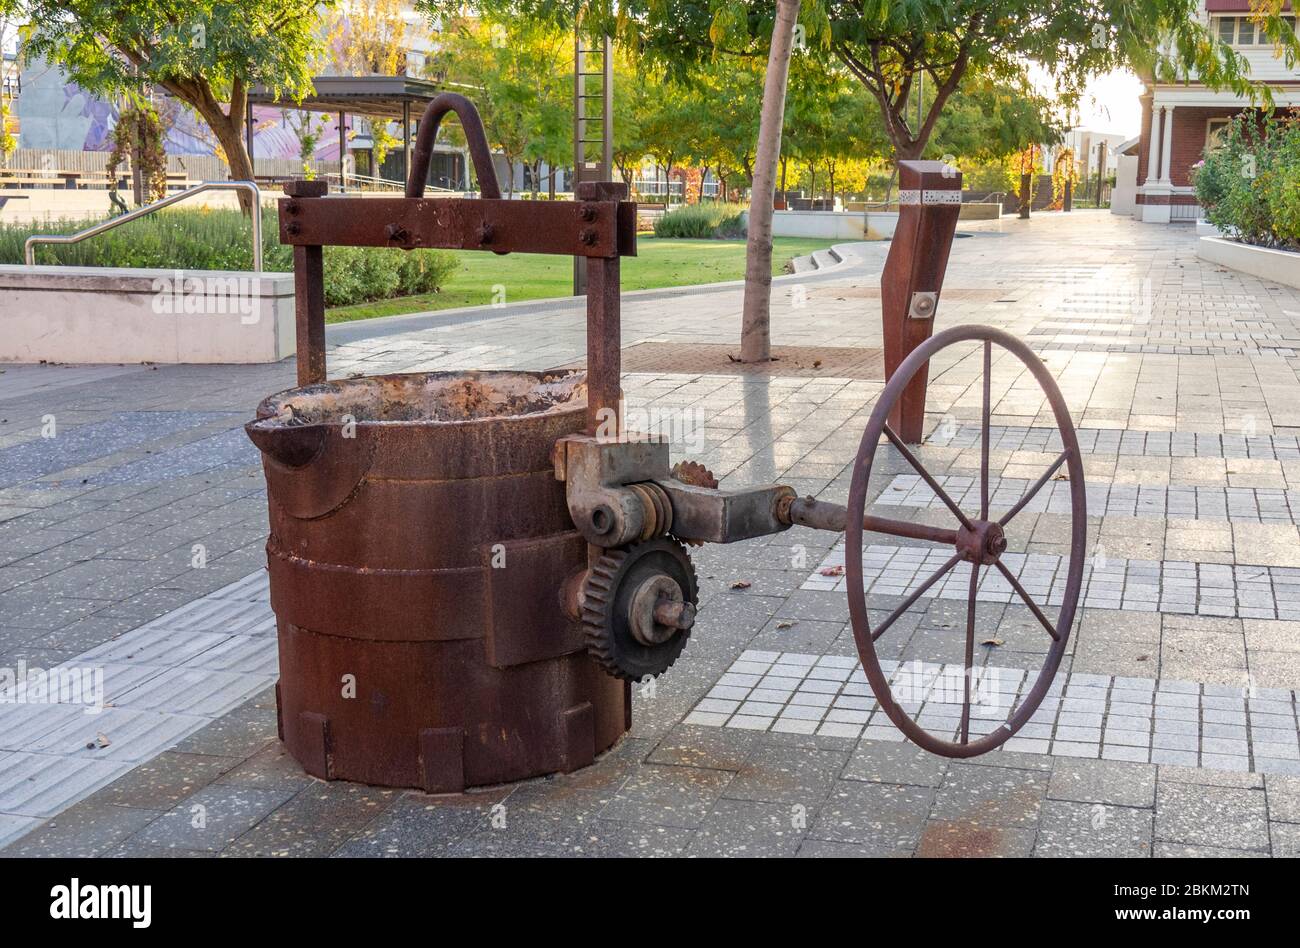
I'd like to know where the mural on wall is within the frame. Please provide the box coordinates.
[15,58,368,162]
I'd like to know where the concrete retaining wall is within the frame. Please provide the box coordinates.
[743,209,868,240]
[1196,237,1300,289]
[0,265,296,364]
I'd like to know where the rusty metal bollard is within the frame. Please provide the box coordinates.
[880,160,962,444]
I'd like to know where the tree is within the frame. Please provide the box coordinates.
[1,0,323,211]
[427,13,571,197]
[335,0,409,75]
[739,0,799,363]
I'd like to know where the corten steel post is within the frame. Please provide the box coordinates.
[283,178,328,387]
[879,160,962,444]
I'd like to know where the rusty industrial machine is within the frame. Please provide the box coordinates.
[245,94,1087,792]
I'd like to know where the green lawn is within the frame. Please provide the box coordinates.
[325,236,839,323]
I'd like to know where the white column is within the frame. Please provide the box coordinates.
[1146,106,1163,183]
[1157,105,1175,184]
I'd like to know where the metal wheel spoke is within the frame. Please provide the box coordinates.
[882,425,975,531]
[980,341,991,521]
[870,552,962,642]
[960,562,979,744]
[997,450,1070,527]
[994,560,1060,641]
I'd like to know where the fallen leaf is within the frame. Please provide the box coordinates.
[812,359,822,369]
[95,732,111,748]
[730,580,751,590]
[1052,472,1069,481]
[819,565,846,576]
[980,638,1004,647]
[776,621,797,630]
[1136,654,1149,662]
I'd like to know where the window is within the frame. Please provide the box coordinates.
[1207,118,1232,149]
[1214,14,1269,45]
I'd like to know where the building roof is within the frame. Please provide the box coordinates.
[247,75,453,117]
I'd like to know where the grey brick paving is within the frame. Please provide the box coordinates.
[4,212,1300,856]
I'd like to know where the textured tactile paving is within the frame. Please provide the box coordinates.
[685,651,1299,775]
[879,472,1300,524]
[804,542,1300,620]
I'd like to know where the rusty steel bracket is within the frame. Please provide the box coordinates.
[880,161,963,444]
[553,433,672,547]
[555,433,794,547]
[655,480,793,545]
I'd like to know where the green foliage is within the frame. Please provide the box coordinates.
[653,202,748,239]
[2,0,327,188]
[432,0,1300,162]
[427,13,571,195]
[1194,111,1300,251]
[1,207,455,305]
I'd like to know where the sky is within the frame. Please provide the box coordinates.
[1074,70,1146,136]
[1028,63,1146,137]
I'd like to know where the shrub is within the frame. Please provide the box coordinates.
[653,201,748,239]
[0,206,457,306]
[1194,111,1300,251]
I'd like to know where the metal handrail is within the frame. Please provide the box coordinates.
[24,180,263,271]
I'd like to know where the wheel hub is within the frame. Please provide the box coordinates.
[956,520,1006,564]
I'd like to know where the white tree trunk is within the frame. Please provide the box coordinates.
[739,0,800,363]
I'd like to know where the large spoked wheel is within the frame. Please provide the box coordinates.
[847,324,1086,757]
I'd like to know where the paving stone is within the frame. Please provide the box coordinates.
[1033,799,1153,857]
[1155,782,1269,851]
[224,782,398,857]
[1047,758,1157,807]
[842,740,948,787]
[809,781,933,854]
[599,765,733,829]
[95,751,241,810]
[915,818,1038,857]
[329,794,493,857]
[126,783,299,852]
[719,744,846,806]
[0,799,162,857]
[931,763,1047,828]
[683,799,808,857]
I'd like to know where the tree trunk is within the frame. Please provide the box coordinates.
[739,0,800,363]
[208,113,257,215]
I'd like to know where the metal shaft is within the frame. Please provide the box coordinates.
[784,495,959,546]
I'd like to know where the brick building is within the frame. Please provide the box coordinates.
[1136,0,1299,223]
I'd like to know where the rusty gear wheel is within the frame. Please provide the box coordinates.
[581,537,699,681]
[670,461,719,546]
[671,460,719,489]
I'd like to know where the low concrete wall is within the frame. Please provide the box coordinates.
[743,209,867,239]
[1196,237,1300,289]
[958,203,1001,221]
[0,265,296,364]
[865,211,899,240]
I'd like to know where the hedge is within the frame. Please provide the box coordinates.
[0,206,458,307]
[1193,112,1300,252]
[653,201,748,239]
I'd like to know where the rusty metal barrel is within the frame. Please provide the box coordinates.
[244,370,628,792]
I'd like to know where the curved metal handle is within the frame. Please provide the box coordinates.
[405,93,501,200]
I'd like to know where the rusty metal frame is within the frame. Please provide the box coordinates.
[281,91,637,438]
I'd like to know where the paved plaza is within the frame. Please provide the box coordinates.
[2,210,1300,857]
